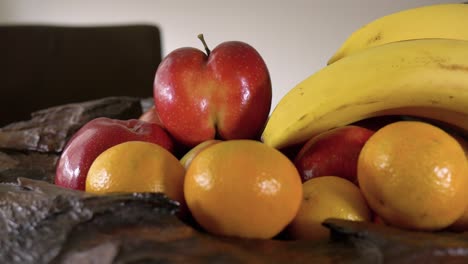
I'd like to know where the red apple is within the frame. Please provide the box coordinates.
[153,34,272,147]
[139,105,163,127]
[180,139,221,169]
[55,117,174,190]
[140,106,193,159]
[294,125,374,184]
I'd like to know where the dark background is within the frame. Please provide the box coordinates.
[0,25,162,126]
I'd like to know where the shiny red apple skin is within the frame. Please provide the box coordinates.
[154,40,272,147]
[294,125,374,184]
[55,117,174,190]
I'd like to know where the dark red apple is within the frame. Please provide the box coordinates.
[139,105,194,159]
[294,125,374,184]
[55,117,174,190]
[139,105,163,127]
[153,34,272,147]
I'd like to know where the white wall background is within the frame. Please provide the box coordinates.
[0,0,455,110]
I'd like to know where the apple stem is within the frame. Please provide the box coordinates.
[198,34,211,56]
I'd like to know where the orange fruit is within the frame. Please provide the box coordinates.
[287,176,372,240]
[180,139,221,169]
[86,141,185,206]
[448,135,468,231]
[184,139,302,239]
[358,121,468,231]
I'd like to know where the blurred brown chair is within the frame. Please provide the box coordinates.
[0,24,162,126]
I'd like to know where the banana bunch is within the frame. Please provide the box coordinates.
[328,3,468,64]
[262,4,468,149]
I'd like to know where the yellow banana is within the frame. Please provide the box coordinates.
[261,39,468,149]
[328,3,468,64]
